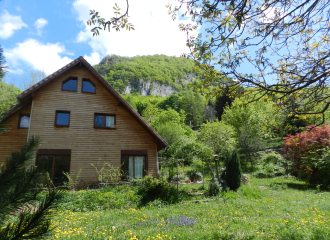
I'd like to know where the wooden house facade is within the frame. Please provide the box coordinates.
[0,57,167,186]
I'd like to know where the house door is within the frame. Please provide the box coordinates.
[37,155,70,186]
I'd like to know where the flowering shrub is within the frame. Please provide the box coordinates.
[283,125,330,184]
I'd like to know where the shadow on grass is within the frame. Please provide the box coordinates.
[269,182,315,191]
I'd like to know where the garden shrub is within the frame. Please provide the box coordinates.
[225,151,242,191]
[188,169,203,182]
[283,125,330,185]
[259,151,282,165]
[135,176,178,205]
[207,180,222,196]
[308,146,330,189]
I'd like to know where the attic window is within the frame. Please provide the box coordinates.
[62,77,77,91]
[18,114,30,128]
[82,79,95,93]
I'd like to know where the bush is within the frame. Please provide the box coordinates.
[284,125,330,184]
[308,146,330,189]
[188,169,203,182]
[259,151,282,165]
[135,176,178,205]
[172,174,183,183]
[207,180,222,196]
[225,151,242,191]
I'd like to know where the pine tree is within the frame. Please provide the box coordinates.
[225,150,242,191]
[0,136,63,239]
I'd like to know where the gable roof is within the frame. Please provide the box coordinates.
[1,56,168,151]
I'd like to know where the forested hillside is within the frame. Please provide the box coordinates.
[94,55,205,96]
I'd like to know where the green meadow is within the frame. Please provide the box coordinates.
[50,176,330,240]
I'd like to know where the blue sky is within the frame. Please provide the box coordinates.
[1,0,198,89]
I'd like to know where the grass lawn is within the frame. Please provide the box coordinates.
[50,176,330,240]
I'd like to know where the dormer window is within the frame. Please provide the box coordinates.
[62,77,77,91]
[82,79,96,93]
[18,114,30,128]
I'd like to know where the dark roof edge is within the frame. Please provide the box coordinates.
[1,56,168,150]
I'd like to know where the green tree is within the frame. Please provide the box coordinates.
[0,46,5,81]
[0,136,62,239]
[222,101,267,168]
[158,93,181,112]
[180,90,206,126]
[156,122,187,146]
[143,108,194,146]
[167,0,330,121]
[142,105,160,123]
[198,119,236,158]
[225,150,242,191]
[0,81,21,114]
[125,95,137,111]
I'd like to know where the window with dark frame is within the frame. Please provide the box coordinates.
[94,113,115,128]
[121,155,147,180]
[62,77,78,91]
[37,154,70,186]
[55,111,70,127]
[18,114,30,128]
[82,79,96,93]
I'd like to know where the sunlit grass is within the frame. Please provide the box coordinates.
[49,176,330,239]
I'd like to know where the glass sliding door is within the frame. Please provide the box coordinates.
[37,155,70,186]
[135,156,144,179]
[121,155,146,181]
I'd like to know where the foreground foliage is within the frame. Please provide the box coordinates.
[0,136,62,239]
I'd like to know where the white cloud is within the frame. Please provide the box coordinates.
[34,18,48,36]
[4,39,73,75]
[84,52,101,65]
[73,0,198,58]
[0,10,27,39]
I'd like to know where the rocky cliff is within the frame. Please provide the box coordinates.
[94,55,203,96]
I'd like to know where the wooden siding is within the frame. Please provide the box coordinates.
[26,64,158,186]
[0,104,31,164]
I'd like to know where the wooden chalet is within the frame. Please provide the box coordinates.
[0,56,167,186]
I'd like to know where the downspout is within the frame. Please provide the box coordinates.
[27,99,34,140]
[157,151,159,175]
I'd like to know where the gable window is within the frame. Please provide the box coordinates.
[94,113,115,128]
[36,150,71,186]
[62,77,78,91]
[18,114,30,128]
[55,111,70,127]
[82,79,96,93]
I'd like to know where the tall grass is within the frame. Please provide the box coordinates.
[49,176,330,239]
